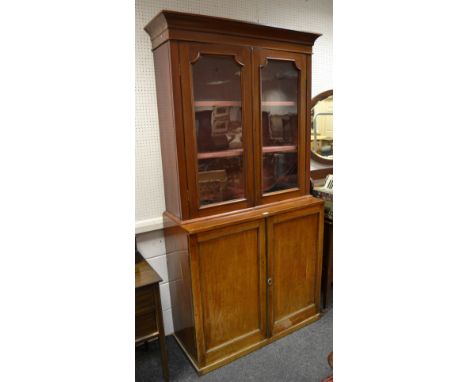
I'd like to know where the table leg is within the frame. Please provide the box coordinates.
[154,284,169,381]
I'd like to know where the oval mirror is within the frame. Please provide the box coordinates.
[311,90,333,164]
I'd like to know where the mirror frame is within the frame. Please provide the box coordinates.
[310,89,333,165]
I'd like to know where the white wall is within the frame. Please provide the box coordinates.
[136,0,333,334]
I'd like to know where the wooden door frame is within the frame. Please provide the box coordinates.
[189,219,268,366]
[252,48,309,206]
[179,42,255,218]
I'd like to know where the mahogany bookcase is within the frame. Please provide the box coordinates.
[145,10,324,374]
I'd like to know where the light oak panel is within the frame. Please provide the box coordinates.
[192,220,267,365]
[267,207,322,336]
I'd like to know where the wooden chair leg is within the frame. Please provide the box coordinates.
[154,284,169,381]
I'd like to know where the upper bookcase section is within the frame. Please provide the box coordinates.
[144,10,322,54]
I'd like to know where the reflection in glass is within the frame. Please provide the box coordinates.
[192,55,245,206]
[261,60,299,194]
[311,95,333,159]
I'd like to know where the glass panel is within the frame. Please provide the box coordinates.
[192,55,244,206]
[261,60,299,194]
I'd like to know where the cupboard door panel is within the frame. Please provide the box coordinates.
[191,220,267,365]
[267,207,323,336]
[179,43,255,218]
[252,49,309,205]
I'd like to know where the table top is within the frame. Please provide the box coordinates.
[135,257,162,289]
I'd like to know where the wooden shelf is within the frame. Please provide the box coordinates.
[198,148,243,160]
[262,145,297,153]
[194,101,241,107]
[262,101,296,107]
[193,101,295,107]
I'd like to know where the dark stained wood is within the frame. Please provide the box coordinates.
[197,148,243,159]
[252,48,308,206]
[135,258,162,288]
[145,10,321,53]
[135,311,158,340]
[311,167,333,181]
[311,89,333,107]
[310,151,333,164]
[153,41,190,219]
[135,258,169,381]
[163,221,198,361]
[169,40,191,219]
[305,54,312,186]
[154,281,169,381]
[135,285,156,315]
[179,42,255,218]
[169,30,315,54]
[147,15,321,221]
[310,89,333,165]
[144,11,324,375]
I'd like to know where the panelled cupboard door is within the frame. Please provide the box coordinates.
[190,219,267,366]
[252,49,309,205]
[266,206,323,337]
[179,42,255,218]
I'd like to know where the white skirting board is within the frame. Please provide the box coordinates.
[135,216,164,234]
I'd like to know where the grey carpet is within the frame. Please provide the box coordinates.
[135,307,333,382]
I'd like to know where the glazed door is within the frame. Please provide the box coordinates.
[266,206,323,337]
[180,43,254,218]
[190,219,267,366]
[253,49,309,205]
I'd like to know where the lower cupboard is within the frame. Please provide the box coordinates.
[164,199,324,374]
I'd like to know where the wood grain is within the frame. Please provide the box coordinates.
[267,206,323,336]
[191,220,267,365]
[310,167,333,181]
[135,285,156,316]
[153,41,191,219]
[252,48,308,206]
[163,222,197,360]
[145,11,325,374]
[179,42,255,218]
[145,10,321,52]
[164,196,323,235]
[135,259,162,288]
[135,259,169,380]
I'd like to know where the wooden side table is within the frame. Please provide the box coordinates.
[135,257,169,381]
